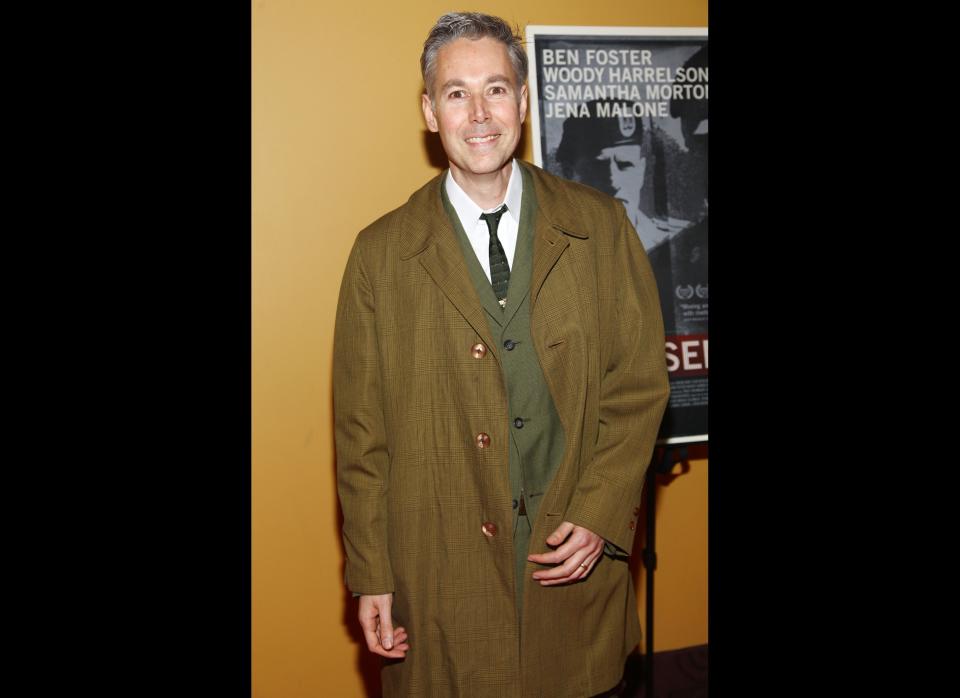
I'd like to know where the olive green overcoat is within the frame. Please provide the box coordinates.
[333,161,670,697]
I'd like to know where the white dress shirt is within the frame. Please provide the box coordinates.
[444,159,522,284]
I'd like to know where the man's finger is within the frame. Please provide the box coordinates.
[358,604,381,653]
[533,532,604,583]
[527,537,579,565]
[362,632,380,652]
[528,523,594,565]
[545,520,575,546]
[369,644,409,659]
[378,601,396,650]
[392,627,409,648]
[533,551,590,580]
[539,551,602,585]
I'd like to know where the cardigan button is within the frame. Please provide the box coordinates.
[475,433,491,448]
[471,342,487,359]
[481,521,498,537]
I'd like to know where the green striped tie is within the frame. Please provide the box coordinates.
[480,205,510,305]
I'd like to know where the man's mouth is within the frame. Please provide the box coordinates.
[465,134,500,144]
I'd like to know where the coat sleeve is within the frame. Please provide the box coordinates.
[333,239,394,595]
[563,202,671,555]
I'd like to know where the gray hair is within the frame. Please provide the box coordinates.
[420,12,528,98]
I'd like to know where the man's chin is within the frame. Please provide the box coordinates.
[452,159,513,178]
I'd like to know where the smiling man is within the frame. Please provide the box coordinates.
[333,12,670,697]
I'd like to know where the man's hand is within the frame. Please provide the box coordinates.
[527,521,604,585]
[358,593,410,659]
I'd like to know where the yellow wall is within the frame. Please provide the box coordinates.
[253,1,707,696]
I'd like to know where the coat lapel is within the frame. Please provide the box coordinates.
[522,162,589,312]
[522,162,593,462]
[530,213,569,309]
[399,174,500,362]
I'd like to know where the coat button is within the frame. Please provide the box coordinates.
[481,521,498,537]
[471,342,487,359]
[629,521,635,530]
[512,499,518,509]
[475,433,491,448]
[503,339,516,350]
[513,417,524,428]
[634,506,641,516]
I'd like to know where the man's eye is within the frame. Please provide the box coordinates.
[489,86,507,95]
[449,90,466,99]
[615,158,635,169]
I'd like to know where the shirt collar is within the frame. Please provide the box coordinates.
[445,159,522,226]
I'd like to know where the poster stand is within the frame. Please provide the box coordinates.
[640,442,705,697]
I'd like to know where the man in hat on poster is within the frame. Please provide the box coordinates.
[555,99,667,251]
[333,11,670,697]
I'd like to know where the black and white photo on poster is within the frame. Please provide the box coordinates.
[526,26,708,443]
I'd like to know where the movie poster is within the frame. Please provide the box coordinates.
[527,26,708,443]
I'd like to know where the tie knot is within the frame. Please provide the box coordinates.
[480,205,507,233]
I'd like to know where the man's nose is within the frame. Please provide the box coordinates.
[470,94,490,122]
[606,160,623,188]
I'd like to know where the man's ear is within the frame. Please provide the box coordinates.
[638,156,646,188]
[421,93,439,132]
[519,83,528,125]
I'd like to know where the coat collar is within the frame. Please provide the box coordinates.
[398,160,589,261]
[518,160,590,242]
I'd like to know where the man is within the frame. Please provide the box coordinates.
[334,12,669,697]
[555,99,668,251]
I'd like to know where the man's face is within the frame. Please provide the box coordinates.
[421,36,527,181]
[595,144,645,217]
